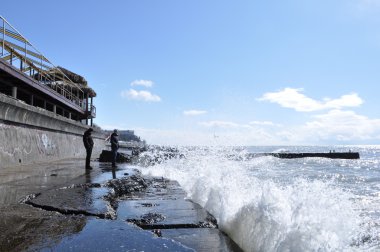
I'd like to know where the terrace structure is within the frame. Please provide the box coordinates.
[0,16,96,126]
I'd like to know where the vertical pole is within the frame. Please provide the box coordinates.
[86,93,89,125]
[53,105,56,114]
[90,97,93,115]
[90,97,93,126]
[2,18,4,56]
[24,40,27,69]
[77,89,79,105]
[40,55,43,82]
[12,86,17,98]
[30,94,34,106]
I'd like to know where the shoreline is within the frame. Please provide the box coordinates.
[0,159,242,251]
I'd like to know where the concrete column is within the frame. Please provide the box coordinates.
[53,105,56,114]
[86,93,89,125]
[30,94,34,106]
[90,96,93,126]
[12,86,17,98]
[68,112,71,119]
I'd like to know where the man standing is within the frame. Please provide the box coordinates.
[83,128,94,170]
[110,129,119,167]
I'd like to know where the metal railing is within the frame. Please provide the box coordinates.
[0,16,85,109]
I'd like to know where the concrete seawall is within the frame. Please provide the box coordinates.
[0,93,105,168]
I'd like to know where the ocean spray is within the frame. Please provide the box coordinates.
[139,146,377,251]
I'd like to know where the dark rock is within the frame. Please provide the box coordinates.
[152,229,162,237]
[104,175,148,197]
[99,150,131,163]
[140,203,157,207]
[141,213,165,224]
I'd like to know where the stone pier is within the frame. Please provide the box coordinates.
[0,159,242,252]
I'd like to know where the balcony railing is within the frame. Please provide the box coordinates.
[0,16,86,111]
[88,105,96,118]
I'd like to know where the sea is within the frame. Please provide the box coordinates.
[138,145,380,252]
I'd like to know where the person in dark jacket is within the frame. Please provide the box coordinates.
[83,128,94,169]
[110,129,119,167]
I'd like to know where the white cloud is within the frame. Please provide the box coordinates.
[199,120,243,128]
[264,109,380,143]
[121,89,161,102]
[249,121,282,127]
[258,88,363,112]
[183,110,207,116]
[130,80,154,88]
[304,109,380,141]
[130,109,380,145]
[134,128,217,146]
[134,126,279,146]
[199,120,283,129]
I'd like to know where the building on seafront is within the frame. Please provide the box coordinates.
[0,16,105,168]
[0,16,96,126]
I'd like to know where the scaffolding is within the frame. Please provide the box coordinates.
[0,16,86,110]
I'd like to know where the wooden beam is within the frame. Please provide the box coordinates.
[2,43,51,74]
[0,39,49,62]
[0,28,30,45]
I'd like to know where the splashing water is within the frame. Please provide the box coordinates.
[138,146,380,252]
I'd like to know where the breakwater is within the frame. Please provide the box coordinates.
[0,93,105,168]
[0,159,242,251]
[247,151,360,159]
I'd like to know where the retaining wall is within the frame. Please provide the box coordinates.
[0,93,106,168]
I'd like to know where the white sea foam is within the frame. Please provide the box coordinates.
[139,146,378,252]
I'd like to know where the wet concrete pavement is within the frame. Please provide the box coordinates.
[0,159,242,252]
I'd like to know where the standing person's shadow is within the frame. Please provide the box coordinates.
[112,168,116,179]
[85,169,92,183]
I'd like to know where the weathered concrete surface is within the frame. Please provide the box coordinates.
[0,93,106,168]
[0,160,95,251]
[162,228,241,252]
[116,176,242,252]
[24,184,110,219]
[0,204,87,252]
[0,160,243,252]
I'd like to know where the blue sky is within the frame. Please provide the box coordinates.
[2,0,380,145]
